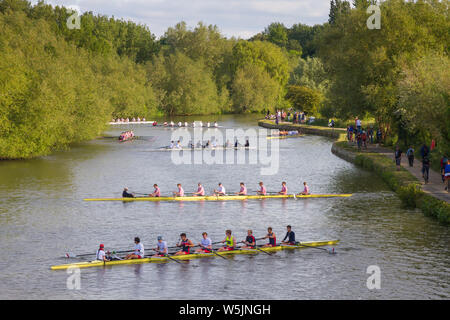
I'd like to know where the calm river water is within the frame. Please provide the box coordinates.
[0,115,448,299]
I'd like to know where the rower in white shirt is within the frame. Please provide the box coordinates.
[125,237,144,260]
[212,183,226,196]
[152,236,168,257]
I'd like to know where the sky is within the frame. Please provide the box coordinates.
[33,0,331,39]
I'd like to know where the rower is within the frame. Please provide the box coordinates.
[207,122,210,128]
[175,140,182,149]
[245,139,250,147]
[149,184,161,197]
[169,141,175,149]
[178,121,182,127]
[234,140,239,148]
[170,121,174,127]
[213,183,226,196]
[262,227,276,247]
[163,121,168,126]
[96,244,110,262]
[214,121,218,127]
[125,237,144,259]
[195,232,213,253]
[218,230,236,251]
[152,121,157,126]
[236,182,247,195]
[122,187,135,198]
[152,236,168,257]
[278,182,288,195]
[281,225,296,245]
[298,182,310,195]
[175,233,195,255]
[241,230,256,249]
[173,183,185,197]
[211,140,217,148]
[196,140,202,148]
[184,122,188,127]
[193,183,205,196]
[257,182,266,196]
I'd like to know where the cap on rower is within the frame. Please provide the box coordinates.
[99,244,104,248]
[157,236,163,240]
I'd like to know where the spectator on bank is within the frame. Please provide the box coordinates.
[367,127,374,144]
[406,146,415,167]
[420,143,430,159]
[395,146,402,171]
[376,128,382,143]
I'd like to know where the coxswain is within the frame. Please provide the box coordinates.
[195,232,213,253]
[173,183,185,197]
[299,182,310,195]
[213,183,226,196]
[241,230,256,249]
[281,225,296,245]
[257,182,267,196]
[262,227,276,247]
[236,182,247,195]
[218,230,236,251]
[152,236,168,257]
[122,187,135,198]
[96,244,110,262]
[193,183,205,196]
[125,237,144,259]
[278,182,288,195]
[149,184,161,197]
[175,233,195,255]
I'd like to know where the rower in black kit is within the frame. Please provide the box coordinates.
[122,187,135,198]
[281,225,295,245]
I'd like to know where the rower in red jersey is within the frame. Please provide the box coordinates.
[262,227,276,247]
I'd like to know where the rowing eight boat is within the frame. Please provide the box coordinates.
[50,240,339,270]
[84,194,352,202]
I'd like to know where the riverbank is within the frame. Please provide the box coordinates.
[258,119,450,225]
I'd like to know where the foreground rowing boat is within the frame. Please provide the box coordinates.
[84,194,352,202]
[51,240,339,270]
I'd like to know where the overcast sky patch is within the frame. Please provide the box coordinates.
[33,0,330,39]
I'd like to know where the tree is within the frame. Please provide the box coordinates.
[286,85,322,115]
[149,52,221,115]
[231,65,280,113]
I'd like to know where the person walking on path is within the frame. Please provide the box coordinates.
[420,143,430,159]
[394,146,402,171]
[406,146,415,167]
[422,156,431,184]
[441,155,448,183]
[444,159,450,192]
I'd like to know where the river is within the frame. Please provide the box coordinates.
[0,115,448,299]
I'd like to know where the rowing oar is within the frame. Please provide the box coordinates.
[65,249,133,259]
[296,243,336,254]
[149,249,186,264]
[239,240,273,256]
[208,248,229,260]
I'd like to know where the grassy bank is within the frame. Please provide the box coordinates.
[334,141,449,225]
[258,119,449,225]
